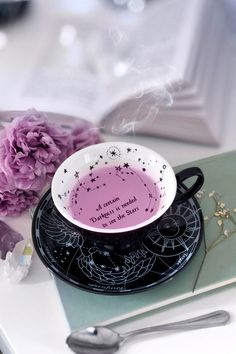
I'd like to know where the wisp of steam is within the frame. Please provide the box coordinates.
[95,19,183,136]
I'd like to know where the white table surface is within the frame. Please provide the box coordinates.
[1,91,236,354]
[1,2,236,354]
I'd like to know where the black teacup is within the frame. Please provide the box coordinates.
[52,142,204,249]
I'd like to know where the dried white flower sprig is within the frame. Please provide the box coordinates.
[196,190,236,252]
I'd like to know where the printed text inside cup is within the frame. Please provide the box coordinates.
[69,166,161,230]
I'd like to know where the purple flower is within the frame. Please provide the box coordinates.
[0,189,39,217]
[0,109,102,217]
[0,109,73,192]
[70,120,102,153]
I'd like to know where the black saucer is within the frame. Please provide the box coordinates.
[32,184,203,295]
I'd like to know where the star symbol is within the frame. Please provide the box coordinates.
[123,163,130,168]
[91,178,96,182]
[127,148,131,153]
[74,171,79,178]
[90,165,94,170]
[115,165,122,171]
[111,150,117,157]
[107,146,121,160]
[64,169,67,173]
[58,194,62,199]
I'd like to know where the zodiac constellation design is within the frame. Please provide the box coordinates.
[76,247,156,286]
[57,154,106,205]
[40,204,84,249]
[57,145,167,201]
[143,202,201,257]
[33,185,203,293]
[39,202,156,286]
[58,146,168,222]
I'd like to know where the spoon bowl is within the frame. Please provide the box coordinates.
[66,310,230,354]
[67,326,121,354]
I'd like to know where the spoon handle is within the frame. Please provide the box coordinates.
[123,310,230,340]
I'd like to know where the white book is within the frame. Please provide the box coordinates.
[99,0,231,144]
[0,0,232,144]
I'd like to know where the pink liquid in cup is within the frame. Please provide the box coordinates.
[69,165,160,230]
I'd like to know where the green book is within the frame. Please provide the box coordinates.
[54,151,236,330]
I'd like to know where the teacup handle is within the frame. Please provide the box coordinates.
[174,167,204,204]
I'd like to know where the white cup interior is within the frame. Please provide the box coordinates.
[51,142,177,233]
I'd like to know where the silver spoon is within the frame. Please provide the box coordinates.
[66,310,230,354]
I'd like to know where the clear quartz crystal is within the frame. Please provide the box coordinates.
[0,239,33,284]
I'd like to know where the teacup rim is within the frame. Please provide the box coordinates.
[51,141,177,234]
